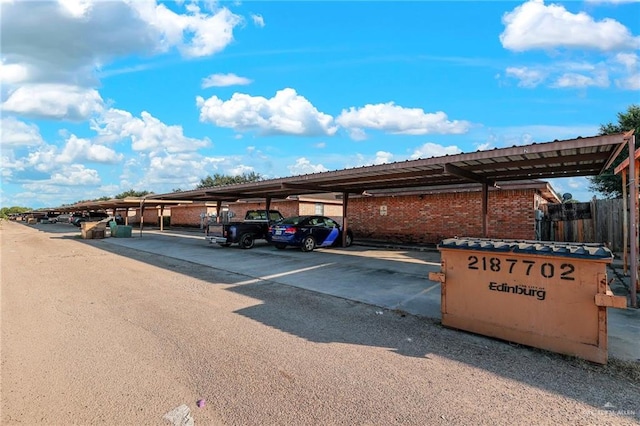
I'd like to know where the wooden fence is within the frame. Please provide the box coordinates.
[539,199,630,252]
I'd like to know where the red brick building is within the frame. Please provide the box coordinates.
[347,180,560,244]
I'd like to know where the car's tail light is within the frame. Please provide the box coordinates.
[268,226,274,233]
[284,226,297,234]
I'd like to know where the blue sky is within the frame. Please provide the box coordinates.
[1,0,639,209]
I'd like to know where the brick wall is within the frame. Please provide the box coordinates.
[226,200,299,221]
[348,189,540,244]
[129,207,163,226]
[170,204,217,227]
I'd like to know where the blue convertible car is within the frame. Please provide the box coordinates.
[268,215,353,252]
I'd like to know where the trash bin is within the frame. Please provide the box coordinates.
[429,238,627,364]
[112,225,132,238]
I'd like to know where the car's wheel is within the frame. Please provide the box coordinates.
[239,233,255,249]
[217,243,231,247]
[345,232,353,247]
[275,243,287,250]
[301,235,316,252]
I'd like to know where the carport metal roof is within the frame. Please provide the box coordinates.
[150,133,627,201]
[54,197,193,212]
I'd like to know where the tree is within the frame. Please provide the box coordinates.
[114,189,154,199]
[588,105,640,199]
[196,172,262,189]
[0,206,31,219]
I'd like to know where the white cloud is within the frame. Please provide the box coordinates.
[57,0,94,18]
[228,164,256,176]
[56,134,123,164]
[0,1,243,108]
[551,70,610,88]
[502,60,637,90]
[0,61,29,85]
[197,88,338,136]
[92,108,211,154]
[0,117,44,148]
[17,145,59,174]
[500,0,640,52]
[374,151,394,165]
[336,103,470,138]
[202,73,252,88]
[1,84,104,121]
[505,66,547,88]
[288,157,328,175]
[613,53,640,89]
[410,143,462,160]
[49,164,101,185]
[135,153,248,189]
[251,14,265,28]
[103,1,243,58]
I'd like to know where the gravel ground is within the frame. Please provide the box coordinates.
[1,220,639,425]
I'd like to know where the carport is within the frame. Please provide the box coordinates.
[59,197,193,230]
[51,133,633,305]
[148,132,636,306]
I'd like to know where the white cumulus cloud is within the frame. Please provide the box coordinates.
[613,53,640,89]
[202,73,253,88]
[288,157,328,175]
[0,117,44,148]
[374,151,394,165]
[197,88,338,137]
[2,84,104,121]
[500,0,640,52]
[410,143,462,160]
[551,70,610,88]
[336,103,470,139]
[505,67,548,88]
[56,134,123,164]
[0,61,29,85]
[0,0,243,120]
[251,14,265,28]
[92,108,211,154]
[49,164,101,185]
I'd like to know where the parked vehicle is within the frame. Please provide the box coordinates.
[52,214,70,223]
[206,210,284,249]
[71,212,109,227]
[268,215,353,252]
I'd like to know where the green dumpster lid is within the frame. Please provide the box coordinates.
[438,237,613,260]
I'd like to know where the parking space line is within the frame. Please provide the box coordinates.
[233,263,336,286]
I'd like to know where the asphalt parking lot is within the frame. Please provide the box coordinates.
[27,222,640,362]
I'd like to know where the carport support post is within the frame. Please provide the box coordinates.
[628,133,637,308]
[216,200,222,223]
[342,192,349,247]
[139,198,145,237]
[159,204,165,232]
[265,197,272,215]
[623,170,628,275]
[482,182,489,238]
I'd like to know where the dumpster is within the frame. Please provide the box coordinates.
[81,221,107,239]
[111,225,132,238]
[429,238,627,364]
